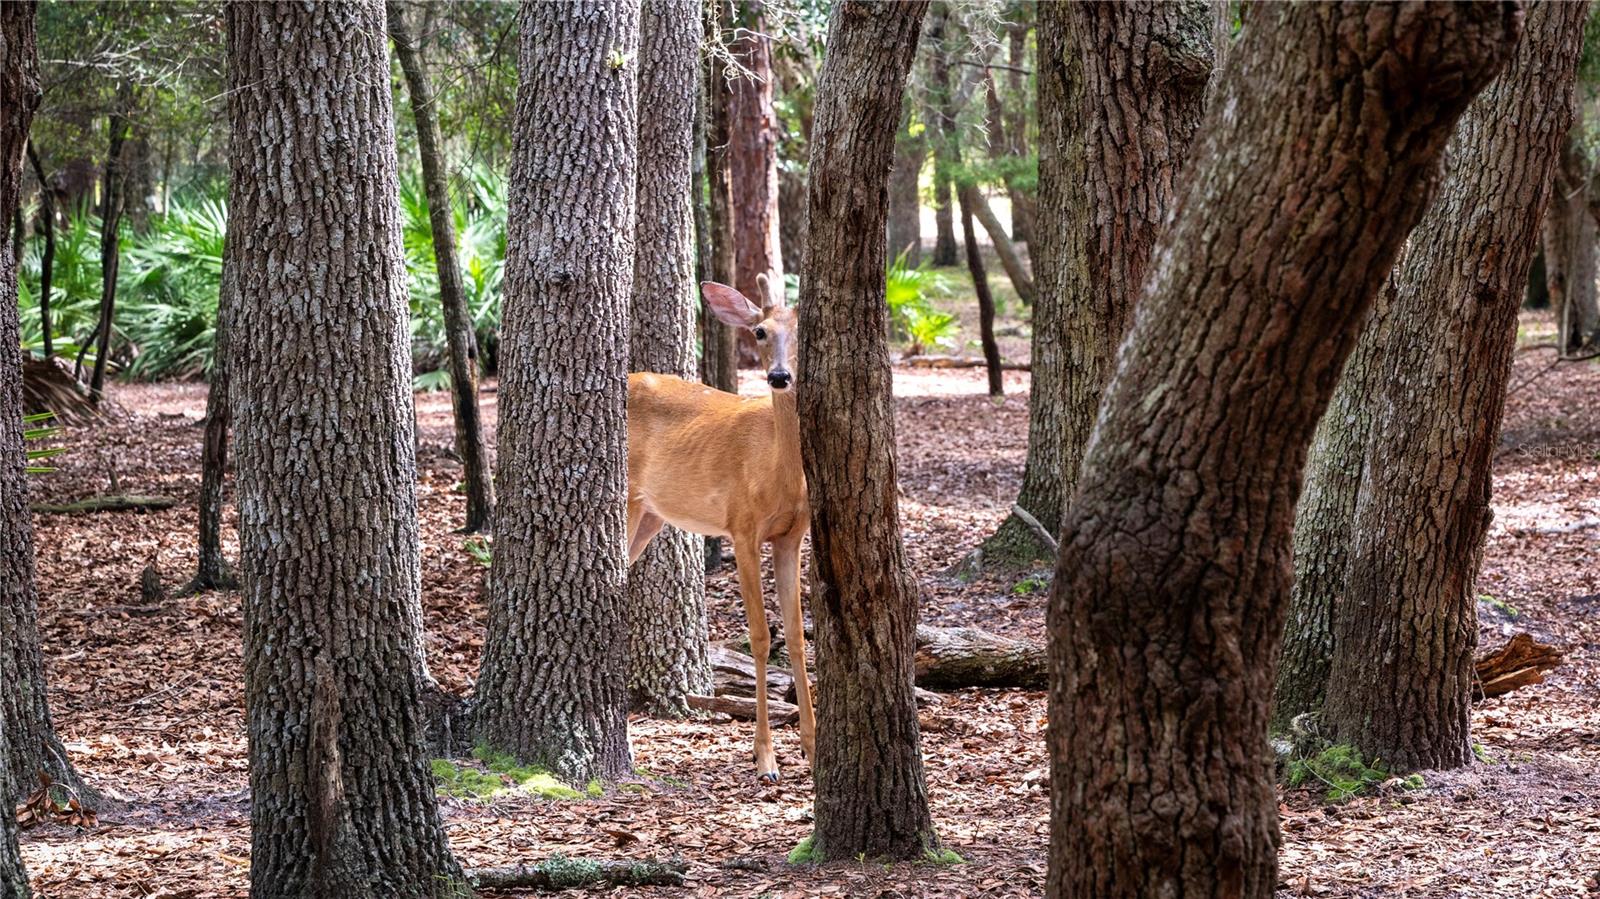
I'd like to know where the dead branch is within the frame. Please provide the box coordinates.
[32,495,178,514]
[687,693,799,725]
[900,354,1030,371]
[1475,633,1564,699]
[1008,504,1058,555]
[468,857,688,890]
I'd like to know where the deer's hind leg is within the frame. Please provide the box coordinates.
[732,537,779,781]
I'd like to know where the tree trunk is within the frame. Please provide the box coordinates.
[627,0,712,718]
[24,141,51,357]
[958,186,1002,396]
[187,216,237,593]
[389,0,495,533]
[0,0,42,878]
[1046,4,1518,897]
[225,4,465,895]
[927,4,958,268]
[1005,15,1033,244]
[474,0,638,786]
[887,98,924,266]
[729,0,783,317]
[88,81,132,404]
[978,68,1037,305]
[1321,0,1586,773]
[700,7,739,572]
[1543,126,1600,354]
[798,0,937,862]
[979,1,1212,569]
[969,189,1035,306]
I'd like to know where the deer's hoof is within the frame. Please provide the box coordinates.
[758,771,780,784]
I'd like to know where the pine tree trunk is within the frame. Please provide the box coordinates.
[1047,4,1518,896]
[1544,128,1600,353]
[474,0,638,786]
[729,1,783,314]
[927,4,958,268]
[389,1,494,534]
[627,0,712,718]
[188,220,237,593]
[0,1,92,821]
[88,81,131,405]
[24,141,51,357]
[1322,0,1587,773]
[887,99,924,266]
[798,0,937,862]
[225,4,465,895]
[958,186,1003,396]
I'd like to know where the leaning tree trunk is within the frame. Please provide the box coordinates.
[958,186,1003,396]
[926,3,958,268]
[0,1,94,817]
[24,141,51,357]
[1544,126,1600,354]
[474,0,639,786]
[729,0,783,319]
[1046,4,1518,897]
[980,0,1212,569]
[798,0,937,862]
[887,97,924,266]
[389,0,494,533]
[88,82,131,405]
[186,220,238,593]
[225,4,465,895]
[0,5,43,885]
[627,0,713,718]
[1321,0,1587,773]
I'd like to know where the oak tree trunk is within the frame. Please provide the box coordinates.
[474,0,638,786]
[1543,126,1600,354]
[1046,4,1519,896]
[798,0,938,862]
[978,69,1037,306]
[628,0,713,718]
[887,98,924,266]
[389,0,495,533]
[729,1,784,317]
[187,219,237,593]
[927,3,958,268]
[225,3,465,895]
[1321,0,1587,772]
[0,3,43,882]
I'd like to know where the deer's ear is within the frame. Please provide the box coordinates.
[701,282,762,328]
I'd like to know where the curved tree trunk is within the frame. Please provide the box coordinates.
[474,0,639,786]
[225,3,465,895]
[628,0,713,718]
[1322,0,1587,773]
[798,0,937,862]
[186,220,237,593]
[981,0,1212,568]
[1047,4,1518,896]
[1,1,44,880]
[959,186,1003,397]
[389,0,495,533]
[729,0,783,317]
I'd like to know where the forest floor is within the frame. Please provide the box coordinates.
[16,306,1600,898]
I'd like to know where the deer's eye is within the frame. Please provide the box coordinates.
[754,327,768,341]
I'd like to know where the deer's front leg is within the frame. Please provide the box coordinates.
[732,538,778,781]
[773,535,814,762]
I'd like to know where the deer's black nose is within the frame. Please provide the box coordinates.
[768,370,792,390]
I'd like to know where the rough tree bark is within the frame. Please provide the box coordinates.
[1046,4,1519,897]
[628,0,713,718]
[1543,124,1600,354]
[88,80,132,404]
[887,97,924,266]
[0,0,43,878]
[474,0,639,786]
[927,3,958,267]
[700,7,739,572]
[1321,0,1587,772]
[979,0,1212,568]
[389,0,495,533]
[186,221,237,593]
[225,3,465,895]
[728,0,783,316]
[24,141,51,357]
[798,0,937,862]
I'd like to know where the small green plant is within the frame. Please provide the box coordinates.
[432,746,595,801]
[923,846,964,865]
[1478,593,1519,619]
[1473,742,1495,764]
[787,834,819,864]
[1011,574,1047,595]
[473,745,586,800]
[24,412,65,474]
[462,536,493,568]
[885,251,957,355]
[1285,744,1423,802]
[430,759,505,800]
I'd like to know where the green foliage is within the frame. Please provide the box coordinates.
[923,847,965,865]
[472,745,586,800]
[1473,742,1495,764]
[462,536,493,568]
[120,195,228,378]
[1285,745,1424,802]
[786,834,819,864]
[886,251,958,355]
[24,412,65,474]
[1010,574,1047,595]
[1478,593,1519,619]
[430,759,505,800]
[398,164,506,374]
[431,746,595,802]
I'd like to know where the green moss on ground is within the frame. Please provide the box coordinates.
[923,847,964,865]
[1285,744,1425,802]
[787,834,819,864]
[431,746,596,801]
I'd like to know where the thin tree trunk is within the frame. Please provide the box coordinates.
[1544,127,1600,353]
[798,0,937,862]
[1004,15,1032,244]
[701,5,739,572]
[628,0,712,718]
[24,140,51,357]
[0,1,44,882]
[475,0,639,786]
[729,0,783,317]
[978,68,1036,304]
[89,81,132,404]
[388,1,495,533]
[927,3,958,267]
[1046,4,1518,896]
[958,185,1002,396]
[225,3,465,895]
[887,97,924,266]
[1322,0,1587,772]
[980,0,1212,569]
[969,188,1034,306]
[186,218,238,593]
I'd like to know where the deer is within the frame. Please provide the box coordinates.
[626,274,813,783]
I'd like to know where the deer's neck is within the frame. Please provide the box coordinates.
[770,388,804,493]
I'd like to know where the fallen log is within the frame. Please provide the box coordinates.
[468,857,687,890]
[32,495,178,515]
[914,624,1047,690]
[688,693,799,725]
[709,644,943,706]
[1475,633,1564,699]
[900,354,1030,371]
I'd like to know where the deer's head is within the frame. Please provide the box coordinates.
[703,276,797,391]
